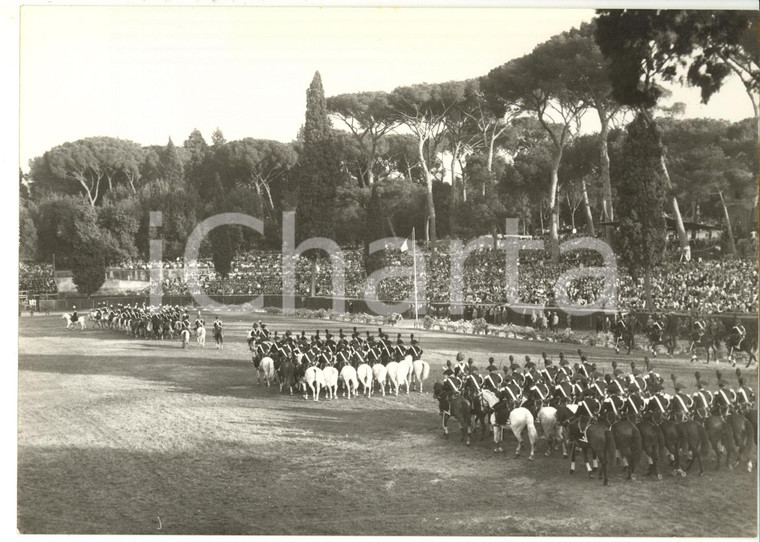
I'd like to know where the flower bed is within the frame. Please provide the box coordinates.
[262,306,403,326]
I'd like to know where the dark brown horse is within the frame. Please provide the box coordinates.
[612,420,642,481]
[278,357,297,395]
[568,422,616,486]
[726,412,755,472]
[703,414,730,470]
[659,419,684,476]
[433,382,472,446]
[678,419,710,476]
[637,420,665,480]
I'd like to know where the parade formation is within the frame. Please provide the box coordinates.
[68,299,758,485]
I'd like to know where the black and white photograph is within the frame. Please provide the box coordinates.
[14,1,759,536]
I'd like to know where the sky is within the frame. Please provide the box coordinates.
[17,4,755,170]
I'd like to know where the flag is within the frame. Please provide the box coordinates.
[400,238,409,253]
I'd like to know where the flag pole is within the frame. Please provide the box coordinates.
[412,227,419,326]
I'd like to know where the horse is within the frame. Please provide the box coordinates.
[646,326,671,358]
[537,406,565,457]
[725,334,758,368]
[613,321,634,355]
[356,362,373,397]
[322,366,339,399]
[461,376,488,441]
[659,418,685,477]
[433,381,471,446]
[507,406,538,460]
[611,420,642,481]
[195,325,206,348]
[180,329,190,349]
[213,325,224,350]
[339,364,359,399]
[257,356,277,387]
[62,313,86,330]
[397,356,414,394]
[411,358,431,392]
[371,361,387,397]
[302,366,325,401]
[385,361,400,396]
[278,358,297,395]
[567,419,616,485]
[637,420,665,480]
[689,332,718,364]
[679,419,711,476]
[726,412,755,472]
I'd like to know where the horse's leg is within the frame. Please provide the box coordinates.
[569,441,577,474]
[442,413,449,439]
[512,425,523,457]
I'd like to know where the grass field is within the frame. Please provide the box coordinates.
[17,313,758,535]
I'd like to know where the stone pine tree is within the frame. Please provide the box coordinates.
[295,71,344,293]
[615,114,668,311]
[364,183,386,277]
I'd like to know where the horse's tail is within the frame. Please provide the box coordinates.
[421,361,430,381]
[526,414,538,445]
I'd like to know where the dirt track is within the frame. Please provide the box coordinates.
[17,314,758,535]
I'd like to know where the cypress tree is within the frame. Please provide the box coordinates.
[295,71,341,246]
[615,113,668,311]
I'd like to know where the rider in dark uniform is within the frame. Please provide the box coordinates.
[71,306,79,323]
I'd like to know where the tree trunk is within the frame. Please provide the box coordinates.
[644,267,652,311]
[549,154,562,262]
[718,190,737,259]
[642,108,690,260]
[417,136,437,261]
[659,155,690,260]
[310,259,317,297]
[598,113,614,245]
[581,178,595,236]
[385,215,397,238]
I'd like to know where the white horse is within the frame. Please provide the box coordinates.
[257,356,276,386]
[508,407,538,460]
[180,329,190,349]
[372,363,387,397]
[62,313,86,330]
[322,366,339,399]
[397,356,414,394]
[537,406,566,457]
[411,358,431,393]
[339,365,359,399]
[481,390,538,459]
[356,363,373,397]
[196,326,206,348]
[385,361,400,395]
[302,366,325,401]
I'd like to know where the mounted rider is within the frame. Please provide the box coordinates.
[71,306,79,323]
[452,352,467,378]
[731,321,747,348]
[692,315,706,340]
[407,334,423,361]
[670,382,693,423]
[735,376,755,413]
